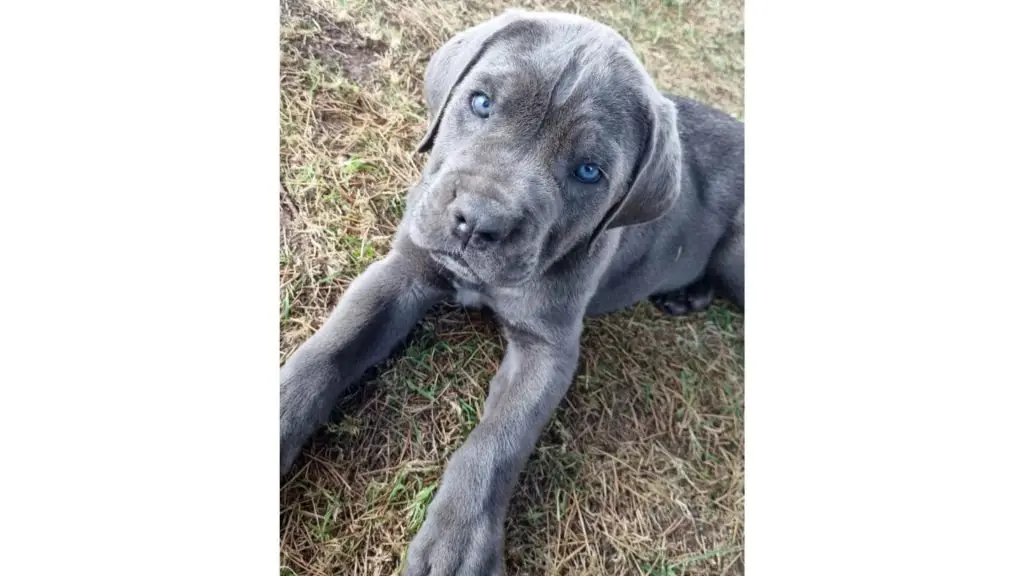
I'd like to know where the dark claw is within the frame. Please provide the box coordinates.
[650,277,715,316]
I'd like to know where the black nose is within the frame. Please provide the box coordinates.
[449,195,510,248]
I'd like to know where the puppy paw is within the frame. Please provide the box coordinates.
[403,492,503,576]
[650,278,714,316]
[279,350,337,479]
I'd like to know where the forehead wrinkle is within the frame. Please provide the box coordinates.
[551,80,640,140]
[552,50,645,119]
[473,53,540,97]
[533,43,587,138]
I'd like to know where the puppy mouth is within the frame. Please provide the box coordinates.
[428,244,537,287]
[430,251,481,282]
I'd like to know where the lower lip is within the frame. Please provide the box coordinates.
[432,253,476,278]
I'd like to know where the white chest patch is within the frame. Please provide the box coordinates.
[453,282,489,309]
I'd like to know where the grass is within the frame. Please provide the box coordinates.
[279,0,744,574]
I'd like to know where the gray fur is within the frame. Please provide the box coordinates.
[280,10,744,575]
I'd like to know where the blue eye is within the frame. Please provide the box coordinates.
[470,93,492,117]
[573,162,601,183]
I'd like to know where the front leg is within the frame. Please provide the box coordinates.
[280,247,446,477]
[403,328,581,576]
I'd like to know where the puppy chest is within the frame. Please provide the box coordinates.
[453,282,491,309]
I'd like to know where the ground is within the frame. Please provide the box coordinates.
[279,0,744,574]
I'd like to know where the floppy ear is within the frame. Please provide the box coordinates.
[416,10,527,154]
[589,94,682,248]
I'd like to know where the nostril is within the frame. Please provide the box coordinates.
[451,210,473,242]
[475,230,498,243]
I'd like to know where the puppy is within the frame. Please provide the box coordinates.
[280,10,744,575]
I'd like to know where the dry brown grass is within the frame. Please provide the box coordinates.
[279,0,744,574]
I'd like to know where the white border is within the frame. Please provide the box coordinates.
[746,0,1024,573]
[2,1,280,574]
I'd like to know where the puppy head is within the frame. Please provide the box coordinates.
[406,10,682,286]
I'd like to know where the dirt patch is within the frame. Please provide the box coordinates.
[281,0,386,85]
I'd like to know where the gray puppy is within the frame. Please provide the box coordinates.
[280,9,743,575]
